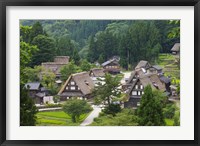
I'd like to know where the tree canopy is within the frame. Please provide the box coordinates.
[137,85,165,126]
[62,99,92,123]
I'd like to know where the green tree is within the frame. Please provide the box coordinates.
[41,70,56,89]
[137,85,165,126]
[62,99,92,123]
[72,48,81,65]
[20,40,38,126]
[90,109,138,126]
[20,41,38,84]
[92,73,121,106]
[103,104,121,116]
[98,54,105,64]
[29,21,45,43]
[31,35,56,66]
[20,25,32,43]
[20,86,38,126]
[23,66,44,82]
[60,60,82,81]
[168,20,180,39]
[173,109,180,126]
[80,59,91,71]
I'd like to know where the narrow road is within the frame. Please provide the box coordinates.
[80,106,102,126]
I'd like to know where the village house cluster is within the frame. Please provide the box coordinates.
[25,43,180,108]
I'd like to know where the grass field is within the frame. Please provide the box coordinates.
[157,53,180,79]
[36,111,89,126]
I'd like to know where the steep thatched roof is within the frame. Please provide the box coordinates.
[58,72,95,96]
[126,73,166,101]
[89,68,105,77]
[126,69,144,84]
[102,59,119,67]
[135,60,151,70]
[140,74,166,91]
[41,56,70,75]
[171,43,180,52]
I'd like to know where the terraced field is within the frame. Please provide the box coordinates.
[36,111,89,126]
[158,53,180,79]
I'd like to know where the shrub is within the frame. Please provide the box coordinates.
[102,104,121,116]
[163,104,176,119]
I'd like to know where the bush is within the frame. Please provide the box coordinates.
[53,95,60,103]
[173,109,180,126]
[46,103,62,108]
[163,104,176,119]
[102,104,121,116]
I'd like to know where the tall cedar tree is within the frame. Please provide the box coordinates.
[137,85,165,126]
[20,86,38,126]
[31,35,56,66]
[20,39,38,126]
[29,21,44,43]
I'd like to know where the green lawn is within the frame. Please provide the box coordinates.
[36,111,89,126]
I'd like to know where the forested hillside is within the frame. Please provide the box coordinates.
[20,20,179,69]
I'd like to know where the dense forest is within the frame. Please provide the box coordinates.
[20,20,179,69]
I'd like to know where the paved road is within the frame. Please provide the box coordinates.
[80,106,102,126]
[38,107,62,111]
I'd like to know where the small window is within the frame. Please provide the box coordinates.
[137,102,140,106]
[71,81,75,85]
[138,91,141,95]
[71,86,75,90]
[142,91,144,95]
[132,91,137,95]
[135,85,138,89]
[140,85,143,89]
[66,86,69,90]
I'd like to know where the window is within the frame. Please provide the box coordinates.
[132,91,137,95]
[135,85,138,89]
[142,91,144,95]
[138,91,140,95]
[140,85,143,89]
[71,81,75,85]
[137,102,140,106]
[71,86,75,90]
[132,78,136,82]
[66,86,69,90]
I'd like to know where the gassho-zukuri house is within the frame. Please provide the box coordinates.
[58,72,95,101]
[124,72,167,108]
[101,58,121,74]
[41,56,70,81]
[123,60,170,108]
